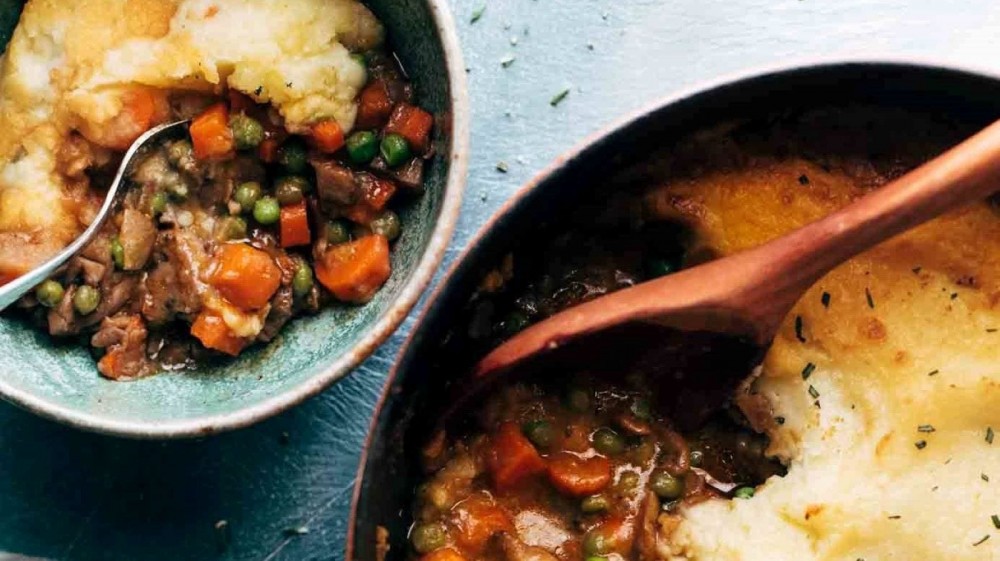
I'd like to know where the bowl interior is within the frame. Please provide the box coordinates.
[349,62,1000,560]
[0,0,460,436]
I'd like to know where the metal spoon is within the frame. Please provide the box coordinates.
[473,118,1000,381]
[0,120,190,311]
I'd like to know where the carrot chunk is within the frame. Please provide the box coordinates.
[208,243,282,309]
[314,235,391,303]
[356,80,393,129]
[420,548,468,561]
[191,311,247,356]
[190,102,235,161]
[311,119,345,153]
[279,201,311,248]
[547,452,612,496]
[488,422,547,490]
[452,494,513,553]
[385,104,434,153]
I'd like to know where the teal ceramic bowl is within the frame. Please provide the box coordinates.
[0,0,468,438]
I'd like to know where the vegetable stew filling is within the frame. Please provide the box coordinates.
[17,50,433,379]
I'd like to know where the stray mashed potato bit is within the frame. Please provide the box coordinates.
[0,0,383,278]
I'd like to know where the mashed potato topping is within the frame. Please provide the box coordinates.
[649,156,1000,559]
[0,0,383,279]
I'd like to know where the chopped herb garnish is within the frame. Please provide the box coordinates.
[974,535,990,547]
[808,385,820,399]
[801,362,816,380]
[798,174,810,185]
[865,288,875,309]
[470,4,486,23]
[987,328,998,333]
[987,427,995,444]
[775,416,786,425]
[888,515,901,520]
[983,473,990,482]
[254,86,263,96]
[992,515,1000,529]
[928,369,939,376]
[550,89,570,107]
[918,424,936,433]
[915,440,927,450]
[950,292,959,300]
[794,315,806,342]
[500,55,516,68]
[821,291,831,308]
[496,161,509,173]
[912,266,922,274]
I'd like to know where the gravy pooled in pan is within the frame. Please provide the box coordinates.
[407,108,1000,561]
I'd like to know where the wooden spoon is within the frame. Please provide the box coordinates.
[474,118,1000,381]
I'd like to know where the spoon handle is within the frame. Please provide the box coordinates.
[0,121,188,311]
[722,117,1000,337]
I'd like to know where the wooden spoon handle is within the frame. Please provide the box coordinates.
[723,117,1000,336]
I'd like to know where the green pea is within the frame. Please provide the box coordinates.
[35,280,64,308]
[690,450,704,468]
[350,53,367,68]
[503,310,529,335]
[591,427,626,456]
[253,197,280,225]
[234,181,263,212]
[586,557,608,561]
[220,217,247,240]
[629,439,657,464]
[110,237,125,270]
[410,522,447,554]
[274,176,308,206]
[380,133,412,167]
[616,471,640,491]
[650,471,684,500]
[582,529,610,557]
[521,420,555,449]
[630,398,652,420]
[733,486,755,500]
[278,138,309,174]
[72,285,101,315]
[292,262,314,297]
[566,388,591,412]
[324,220,351,245]
[346,131,379,164]
[167,140,193,165]
[580,495,610,514]
[150,191,168,216]
[646,257,677,278]
[229,114,265,150]
[369,210,401,241]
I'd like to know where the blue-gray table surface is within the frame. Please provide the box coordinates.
[2,1,999,559]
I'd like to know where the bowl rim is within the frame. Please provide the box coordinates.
[0,0,470,439]
[344,55,1000,559]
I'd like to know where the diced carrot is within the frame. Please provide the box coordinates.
[279,201,311,248]
[314,235,391,303]
[259,138,279,163]
[311,119,345,153]
[488,422,547,490]
[452,494,514,553]
[546,452,612,496]
[344,174,397,225]
[208,243,282,309]
[228,90,255,113]
[356,80,393,129]
[98,348,124,378]
[190,102,235,161]
[420,548,468,561]
[385,104,434,153]
[191,311,247,356]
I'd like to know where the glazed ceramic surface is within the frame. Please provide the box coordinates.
[0,0,468,437]
[348,62,1000,560]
